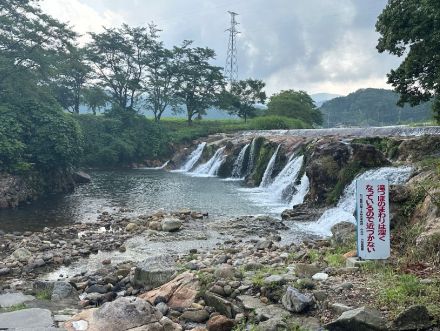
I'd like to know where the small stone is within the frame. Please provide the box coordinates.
[181,309,210,323]
[207,315,234,331]
[118,246,127,253]
[312,272,328,281]
[161,218,183,232]
[102,259,111,265]
[125,223,138,232]
[330,303,352,315]
[281,286,314,313]
[214,264,235,279]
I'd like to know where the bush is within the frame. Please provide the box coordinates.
[249,116,307,130]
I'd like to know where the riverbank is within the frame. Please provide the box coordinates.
[0,207,438,330]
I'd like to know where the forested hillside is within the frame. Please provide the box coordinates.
[320,88,433,127]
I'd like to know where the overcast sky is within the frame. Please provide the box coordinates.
[40,0,399,96]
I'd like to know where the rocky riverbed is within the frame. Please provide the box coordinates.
[1,207,439,331]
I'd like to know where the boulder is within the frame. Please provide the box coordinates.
[133,255,177,289]
[73,171,92,184]
[331,222,356,245]
[237,295,266,310]
[214,264,235,279]
[325,307,386,331]
[140,272,199,309]
[161,218,183,232]
[206,315,234,331]
[64,297,162,331]
[294,263,321,278]
[0,308,54,329]
[204,291,234,318]
[11,247,32,262]
[52,281,77,301]
[391,305,433,330]
[180,309,210,323]
[0,292,35,308]
[281,286,313,313]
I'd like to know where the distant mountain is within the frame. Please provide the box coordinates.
[319,88,433,127]
[311,93,342,107]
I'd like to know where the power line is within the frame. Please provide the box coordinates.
[225,11,240,85]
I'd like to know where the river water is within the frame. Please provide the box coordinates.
[0,169,272,233]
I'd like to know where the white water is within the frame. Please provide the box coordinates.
[175,142,206,172]
[260,145,280,188]
[297,166,414,237]
[240,155,309,214]
[191,147,226,177]
[246,138,257,176]
[231,144,250,179]
[139,160,170,170]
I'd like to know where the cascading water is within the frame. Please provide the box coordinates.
[191,147,226,177]
[140,160,170,170]
[231,144,250,178]
[246,138,257,175]
[297,165,414,236]
[175,142,206,172]
[260,145,280,188]
[239,154,308,214]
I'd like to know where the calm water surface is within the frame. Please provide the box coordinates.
[0,169,270,232]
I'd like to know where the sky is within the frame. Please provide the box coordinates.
[40,0,400,96]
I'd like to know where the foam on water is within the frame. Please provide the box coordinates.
[296,165,414,236]
[190,146,226,177]
[173,142,206,172]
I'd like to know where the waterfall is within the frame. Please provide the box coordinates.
[231,144,250,178]
[260,145,280,188]
[290,173,309,207]
[176,142,206,172]
[298,165,414,236]
[268,155,304,202]
[246,138,257,175]
[191,147,226,177]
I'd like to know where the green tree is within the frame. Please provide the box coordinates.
[144,42,178,121]
[52,46,91,114]
[87,24,159,111]
[220,79,267,122]
[82,86,109,115]
[376,0,440,123]
[172,41,225,125]
[267,90,322,126]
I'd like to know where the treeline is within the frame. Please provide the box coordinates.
[0,0,324,172]
[320,88,434,127]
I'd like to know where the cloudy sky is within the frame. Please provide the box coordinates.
[40,0,399,96]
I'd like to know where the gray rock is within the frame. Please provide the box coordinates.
[257,318,286,331]
[263,275,284,286]
[325,307,386,331]
[52,281,76,301]
[255,240,273,250]
[180,309,210,323]
[0,267,10,276]
[156,302,169,315]
[11,248,32,262]
[255,304,290,321]
[331,222,356,245]
[0,292,35,308]
[73,171,92,184]
[391,305,433,330]
[214,264,235,279]
[237,295,265,310]
[133,255,177,288]
[91,297,163,331]
[86,284,109,294]
[281,286,314,313]
[294,263,321,278]
[330,303,352,315]
[204,291,233,318]
[0,308,54,329]
[161,218,183,232]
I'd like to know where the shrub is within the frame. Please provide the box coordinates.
[249,116,307,130]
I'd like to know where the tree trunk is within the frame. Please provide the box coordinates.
[187,112,193,126]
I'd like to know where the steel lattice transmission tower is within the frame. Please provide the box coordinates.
[225,11,240,86]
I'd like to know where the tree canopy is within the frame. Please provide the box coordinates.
[376,0,440,123]
[220,79,267,122]
[267,90,322,127]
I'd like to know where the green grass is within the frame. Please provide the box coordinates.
[0,303,27,312]
[35,289,52,301]
[362,262,440,320]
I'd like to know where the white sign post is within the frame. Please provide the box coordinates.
[356,179,390,260]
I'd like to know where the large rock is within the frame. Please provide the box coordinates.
[331,222,356,245]
[180,309,210,323]
[391,305,433,330]
[73,171,91,184]
[0,292,35,308]
[52,281,77,301]
[214,264,235,279]
[281,287,314,313]
[237,295,265,310]
[204,291,234,318]
[0,308,54,329]
[206,315,234,331]
[161,218,183,232]
[140,272,199,309]
[294,263,321,278]
[64,297,162,331]
[11,247,32,262]
[133,255,177,289]
[325,307,386,331]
